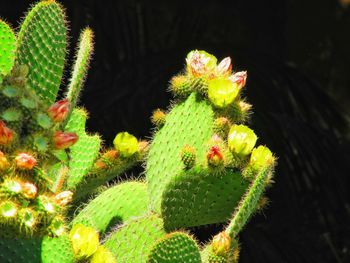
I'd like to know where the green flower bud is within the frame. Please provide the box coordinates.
[250,145,274,169]
[90,246,116,263]
[228,124,257,156]
[70,224,99,259]
[113,132,139,158]
[208,78,239,108]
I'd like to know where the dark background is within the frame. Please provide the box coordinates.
[4,0,350,262]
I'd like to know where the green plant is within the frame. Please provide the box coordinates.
[0,1,276,263]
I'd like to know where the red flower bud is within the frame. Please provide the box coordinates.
[55,191,73,206]
[0,120,14,145]
[15,153,37,170]
[229,71,247,90]
[47,99,70,122]
[207,145,224,166]
[53,131,78,150]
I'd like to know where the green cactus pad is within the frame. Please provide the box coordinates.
[0,21,16,76]
[16,0,67,104]
[147,232,201,263]
[72,181,149,234]
[161,167,248,230]
[0,235,74,263]
[146,93,214,212]
[65,108,101,190]
[104,214,166,262]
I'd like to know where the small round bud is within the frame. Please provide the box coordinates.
[55,191,74,206]
[208,78,239,108]
[207,146,224,167]
[113,132,139,158]
[70,224,99,259]
[0,201,17,218]
[0,120,14,145]
[47,99,70,123]
[181,145,196,169]
[22,182,38,199]
[151,109,166,128]
[15,153,37,170]
[228,125,257,156]
[250,145,275,169]
[212,231,231,256]
[0,151,10,170]
[53,131,79,150]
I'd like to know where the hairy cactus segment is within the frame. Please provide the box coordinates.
[0,21,16,77]
[66,28,94,119]
[148,232,201,263]
[16,0,67,104]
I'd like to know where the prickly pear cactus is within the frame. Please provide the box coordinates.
[0,1,276,263]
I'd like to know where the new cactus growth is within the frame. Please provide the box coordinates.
[0,1,277,263]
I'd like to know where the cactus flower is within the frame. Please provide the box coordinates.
[55,191,73,206]
[216,57,232,76]
[70,224,99,259]
[212,231,231,256]
[53,131,78,149]
[250,145,274,169]
[90,246,117,263]
[47,99,70,122]
[113,132,139,158]
[0,151,9,170]
[22,182,38,199]
[15,153,37,170]
[207,145,224,166]
[186,50,217,77]
[229,71,247,90]
[0,120,14,145]
[228,125,257,156]
[208,78,239,108]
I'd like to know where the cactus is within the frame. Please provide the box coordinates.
[0,1,276,263]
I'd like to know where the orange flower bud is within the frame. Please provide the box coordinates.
[53,131,78,150]
[47,99,70,122]
[0,151,10,170]
[22,182,38,199]
[0,120,14,145]
[15,153,37,170]
[55,191,74,206]
[212,232,231,256]
[229,71,247,90]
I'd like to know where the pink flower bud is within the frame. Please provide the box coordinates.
[47,99,70,123]
[216,57,232,76]
[15,153,37,170]
[53,131,78,150]
[55,191,73,206]
[0,120,14,145]
[229,71,247,90]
